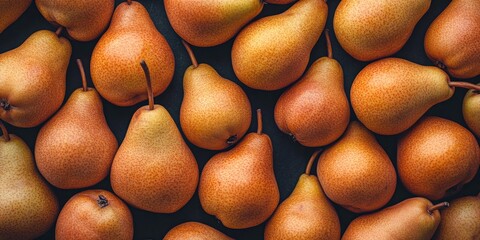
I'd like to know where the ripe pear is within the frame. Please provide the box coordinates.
[265,0,296,4]
[334,0,430,61]
[463,85,480,137]
[433,194,480,240]
[342,198,448,240]
[164,222,232,240]
[424,0,480,79]
[0,0,31,33]
[0,121,59,239]
[164,0,263,47]
[275,30,350,147]
[91,0,175,106]
[397,116,480,200]
[110,61,198,213]
[199,109,280,229]
[180,41,251,150]
[35,0,114,41]
[56,190,133,240]
[0,29,71,128]
[265,151,341,240]
[316,121,397,213]
[231,0,328,90]
[35,59,118,189]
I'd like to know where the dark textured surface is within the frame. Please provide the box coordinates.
[0,0,478,239]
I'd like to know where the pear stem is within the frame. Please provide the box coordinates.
[55,26,63,37]
[140,60,154,111]
[325,29,333,59]
[97,195,109,208]
[305,150,322,175]
[126,0,132,5]
[448,81,480,91]
[427,202,449,215]
[182,40,199,68]
[76,59,88,91]
[256,109,263,135]
[0,121,10,141]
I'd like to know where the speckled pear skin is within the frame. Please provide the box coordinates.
[90,1,175,106]
[164,222,233,240]
[231,0,327,91]
[0,0,31,33]
[164,0,263,47]
[35,0,114,41]
[463,87,480,137]
[199,126,279,229]
[56,189,134,240]
[34,88,118,189]
[433,194,480,240]
[0,133,59,239]
[334,0,430,61]
[181,63,251,150]
[342,198,442,240]
[317,121,397,213]
[275,56,350,147]
[110,105,199,213]
[397,116,480,201]
[351,58,454,135]
[0,30,71,128]
[424,0,480,79]
[264,0,296,4]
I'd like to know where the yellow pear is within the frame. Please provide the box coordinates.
[463,85,480,137]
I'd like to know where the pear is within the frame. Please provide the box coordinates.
[110,60,198,213]
[0,121,59,239]
[463,85,480,137]
[265,151,341,240]
[424,0,480,79]
[434,194,480,240]
[334,0,431,61]
[397,116,479,200]
[164,222,232,240]
[56,189,134,240]
[35,59,118,189]
[0,29,71,128]
[316,121,397,213]
[164,0,263,47]
[275,30,350,147]
[231,0,328,90]
[265,0,296,4]
[180,41,252,150]
[35,0,114,41]
[199,109,280,229]
[0,0,31,33]
[90,0,175,107]
[342,198,449,240]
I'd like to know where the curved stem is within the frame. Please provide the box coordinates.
[448,81,480,91]
[0,121,10,141]
[55,26,63,37]
[97,195,109,208]
[256,109,263,135]
[140,60,154,111]
[427,202,449,215]
[305,150,322,175]
[76,59,88,91]
[127,0,132,5]
[325,29,333,59]
[182,40,199,68]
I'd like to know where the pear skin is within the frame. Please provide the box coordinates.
[164,0,263,47]
[164,222,233,240]
[351,58,454,135]
[316,121,397,213]
[334,0,431,61]
[265,151,341,240]
[397,116,480,200]
[91,1,175,106]
[265,0,295,4]
[35,60,118,189]
[231,0,327,90]
[275,30,350,147]
[0,29,71,128]
[0,122,59,239]
[434,194,480,240]
[424,0,480,79]
[0,0,31,33]
[199,110,280,229]
[463,86,480,137]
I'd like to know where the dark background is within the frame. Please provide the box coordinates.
[0,0,478,239]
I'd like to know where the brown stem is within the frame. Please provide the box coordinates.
[55,26,63,37]
[325,29,333,59]
[97,195,109,208]
[305,150,322,175]
[182,40,199,68]
[127,0,132,5]
[448,81,480,91]
[0,121,10,141]
[256,109,263,135]
[427,202,449,215]
[76,59,88,91]
[140,60,154,111]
